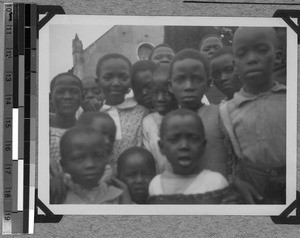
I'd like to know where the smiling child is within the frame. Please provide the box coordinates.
[96,53,149,174]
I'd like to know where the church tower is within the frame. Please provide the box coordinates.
[72,34,84,79]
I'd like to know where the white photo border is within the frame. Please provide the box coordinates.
[38,15,298,215]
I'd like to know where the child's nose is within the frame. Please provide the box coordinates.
[247,51,258,64]
[83,157,96,169]
[179,139,190,149]
[63,90,72,99]
[184,79,194,90]
[136,174,144,183]
[157,92,164,101]
[111,77,121,86]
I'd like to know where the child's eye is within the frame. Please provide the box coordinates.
[211,71,220,80]
[119,73,129,81]
[102,74,113,81]
[224,66,234,74]
[236,50,246,58]
[55,88,65,95]
[70,87,80,95]
[174,75,185,84]
[154,55,163,60]
[257,45,269,53]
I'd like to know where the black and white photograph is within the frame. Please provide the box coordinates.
[38,15,297,215]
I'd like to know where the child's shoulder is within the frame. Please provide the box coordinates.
[148,174,163,196]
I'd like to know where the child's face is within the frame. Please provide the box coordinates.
[82,77,105,104]
[51,75,82,116]
[118,153,156,204]
[98,58,131,106]
[151,46,175,66]
[62,133,107,188]
[170,58,208,111]
[90,117,116,155]
[200,37,223,60]
[151,72,177,115]
[210,53,242,98]
[233,28,276,91]
[159,115,206,175]
[134,70,153,109]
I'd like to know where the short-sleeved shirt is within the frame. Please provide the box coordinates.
[149,170,228,196]
[197,104,229,178]
[225,83,286,168]
[63,177,123,204]
[142,112,169,174]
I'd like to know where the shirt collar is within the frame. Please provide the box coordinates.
[233,82,286,107]
[101,97,138,111]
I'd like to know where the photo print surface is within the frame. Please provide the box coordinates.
[38,15,297,215]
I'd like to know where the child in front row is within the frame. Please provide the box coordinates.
[143,64,178,173]
[118,147,156,204]
[77,111,117,182]
[148,109,230,204]
[168,49,228,178]
[60,126,131,204]
[220,27,286,204]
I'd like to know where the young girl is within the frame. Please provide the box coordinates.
[142,64,178,173]
[49,72,83,203]
[148,109,229,204]
[96,53,149,174]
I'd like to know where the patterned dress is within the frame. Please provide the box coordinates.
[101,98,149,174]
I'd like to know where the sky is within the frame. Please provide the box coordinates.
[49,24,113,81]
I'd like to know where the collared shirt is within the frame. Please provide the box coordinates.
[226,83,286,168]
[149,169,228,196]
[63,174,123,204]
[142,112,169,174]
[101,97,149,174]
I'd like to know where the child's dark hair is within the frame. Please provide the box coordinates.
[50,72,83,93]
[95,53,132,80]
[169,49,210,78]
[148,43,175,60]
[117,147,156,175]
[131,60,157,92]
[60,126,105,162]
[198,34,223,50]
[210,46,233,61]
[159,108,205,139]
[77,111,116,129]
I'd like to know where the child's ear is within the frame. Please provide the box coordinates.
[168,80,173,94]
[275,49,283,65]
[207,78,212,88]
[158,140,165,155]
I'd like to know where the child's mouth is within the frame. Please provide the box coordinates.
[178,157,192,166]
[246,70,262,78]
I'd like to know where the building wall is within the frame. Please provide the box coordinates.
[81,25,164,78]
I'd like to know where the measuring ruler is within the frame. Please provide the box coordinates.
[2,3,36,234]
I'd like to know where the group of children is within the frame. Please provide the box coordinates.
[49,27,286,205]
